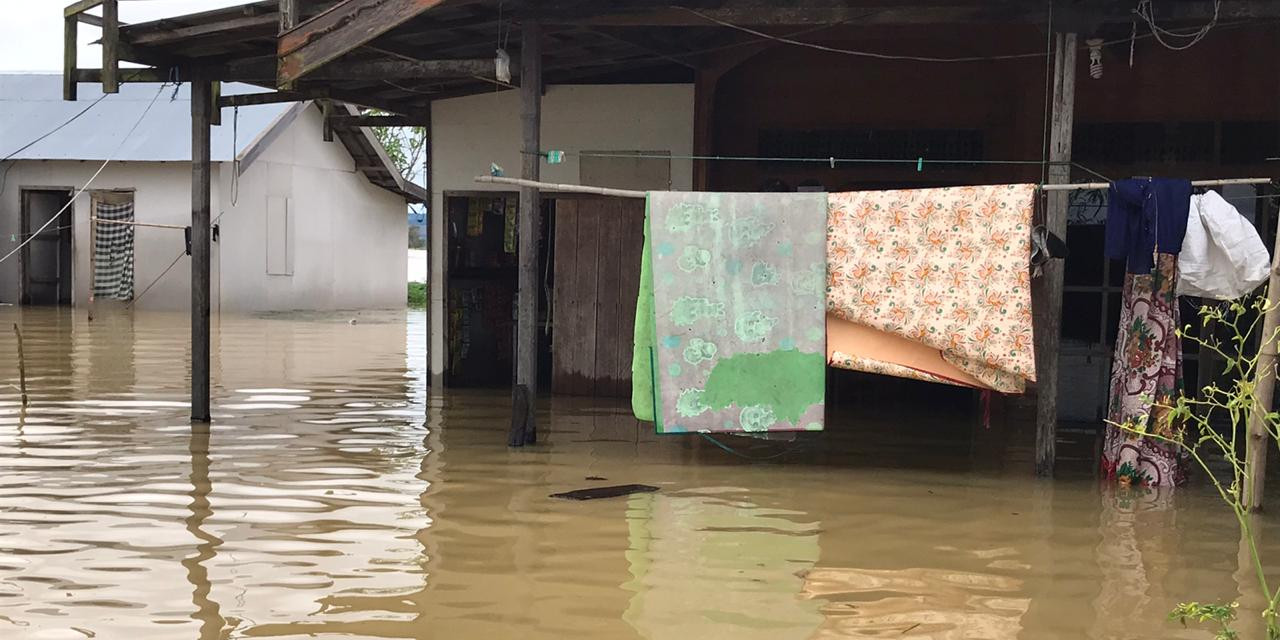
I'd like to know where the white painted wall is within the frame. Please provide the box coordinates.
[0,105,408,311]
[217,105,407,311]
[0,159,224,310]
[428,83,695,377]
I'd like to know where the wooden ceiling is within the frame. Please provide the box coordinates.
[105,0,1272,115]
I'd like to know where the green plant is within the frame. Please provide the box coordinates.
[407,282,427,308]
[1112,295,1280,639]
[1171,602,1240,640]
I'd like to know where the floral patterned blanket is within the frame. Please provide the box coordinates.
[826,184,1038,393]
[635,192,827,433]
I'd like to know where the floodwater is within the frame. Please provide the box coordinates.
[1,306,1278,640]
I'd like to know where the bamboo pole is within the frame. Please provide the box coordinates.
[91,218,187,230]
[476,175,1271,198]
[13,324,28,406]
[1245,214,1280,511]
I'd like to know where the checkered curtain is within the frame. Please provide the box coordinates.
[93,201,134,300]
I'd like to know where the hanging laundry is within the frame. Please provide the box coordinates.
[825,184,1037,393]
[632,192,827,433]
[93,200,136,301]
[1102,254,1187,487]
[1105,178,1191,273]
[1178,189,1270,300]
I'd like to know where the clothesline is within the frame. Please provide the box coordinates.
[474,175,1274,198]
[91,217,187,230]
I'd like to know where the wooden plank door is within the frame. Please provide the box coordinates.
[551,197,645,397]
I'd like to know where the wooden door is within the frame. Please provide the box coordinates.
[551,197,645,397]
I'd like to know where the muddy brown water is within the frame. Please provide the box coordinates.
[1,306,1278,639]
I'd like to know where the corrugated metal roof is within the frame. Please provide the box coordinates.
[0,74,289,162]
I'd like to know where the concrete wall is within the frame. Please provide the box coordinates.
[0,105,407,312]
[428,83,695,377]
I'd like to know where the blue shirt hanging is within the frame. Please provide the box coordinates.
[1105,177,1192,274]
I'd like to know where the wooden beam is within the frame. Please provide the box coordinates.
[512,20,542,447]
[321,99,334,141]
[210,80,221,126]
[277,0,446,87]
[101,0,118,93]
[128,14,278,45]
[1032,32,1077,478]
[329,114,428,126]
[191,76,213,424]
[1246,196,1280,511]
[76,12,105,27]
[74,67,168,83]
[63,0,103,18]
[217,89,327,107]
[226,57,494,82]
[63,15,77,100]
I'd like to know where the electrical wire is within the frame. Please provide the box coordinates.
[675,5,1262,65]
[0,92,113,201]
[699,433,813,461]
[1136,0,1221,50]
[0,83,166,267]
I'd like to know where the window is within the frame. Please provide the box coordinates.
[91,190,135,301]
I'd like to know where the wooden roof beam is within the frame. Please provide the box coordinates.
[277,0,447,88]
[224,57,495,81]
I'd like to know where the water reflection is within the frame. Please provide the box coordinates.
[0,306,1278,639]
[623,492,823,639]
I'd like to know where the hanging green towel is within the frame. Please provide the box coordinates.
[631,201,658,423]
[632,192,826,433]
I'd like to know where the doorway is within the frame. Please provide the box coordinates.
[20,188,74,305]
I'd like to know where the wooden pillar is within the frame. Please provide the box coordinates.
[1245,206,1280,510]
[1032,32,1076,477]
[279,0,298,31]
[191,76,213,423]
[63,15,77,100]
[511,21,542,446]
[101,0,118,93]
[692,68,720,191]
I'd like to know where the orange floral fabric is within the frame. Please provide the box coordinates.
[826,184,1037,393]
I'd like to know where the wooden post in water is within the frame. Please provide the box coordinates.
[1245,216,1280,511]
[1033,32,1077,477]
[511,20,542,446]
[191,76,213,423]
[13,324,28,406]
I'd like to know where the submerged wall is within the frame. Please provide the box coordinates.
[0,106,407,312]
[428,83,696,378]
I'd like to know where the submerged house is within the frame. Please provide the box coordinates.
[56,1,1280,465]
[0,74,425,311]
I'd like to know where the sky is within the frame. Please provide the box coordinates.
[0,1,250,72]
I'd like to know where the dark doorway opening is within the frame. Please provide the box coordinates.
[20,188,74,305]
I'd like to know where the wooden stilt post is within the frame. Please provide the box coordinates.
[1033,32,1077,477]
[424,100,434,388]
[13,324,28,406]
[101,0,118,94]
[1245,209,1280,511]
[191,76,213,423]
[511,20,542,447]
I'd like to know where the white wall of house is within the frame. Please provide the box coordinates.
[0,160,224,310]
[217,105,407,311]
[0,106,407,311]
[428,83,695,377]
